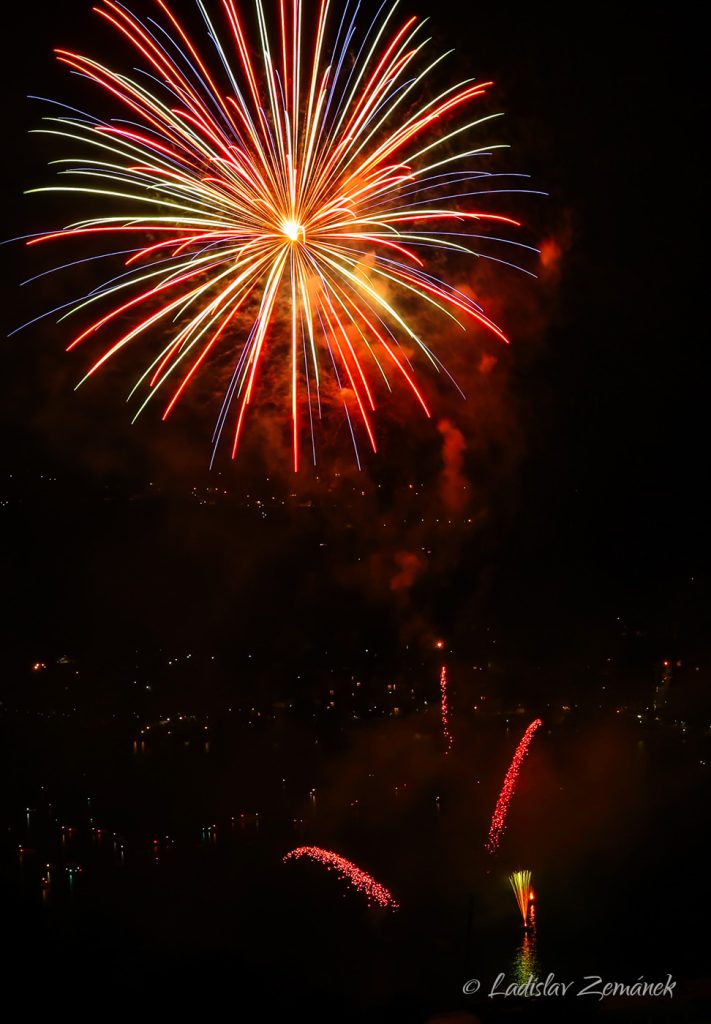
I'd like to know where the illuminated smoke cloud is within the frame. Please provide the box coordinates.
[437,418,469,513]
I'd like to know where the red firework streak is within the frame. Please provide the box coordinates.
[283,846,398,909]
[439,665,453,754]
[485,718,542,854]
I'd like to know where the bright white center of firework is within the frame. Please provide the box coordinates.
[281,219,303,242]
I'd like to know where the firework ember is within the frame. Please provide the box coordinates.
[509,868,534,927]
[485,718,542,854]
[21,0,538,467]
[283,845,399,908]
[439,664,453,754]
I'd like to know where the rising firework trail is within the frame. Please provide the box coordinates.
[439,664,453,754]
[485,718,542,853]
[18,0,540,468]
[509,869,534,927]
[283,846,399,908]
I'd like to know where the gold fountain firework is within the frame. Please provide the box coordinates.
[509,869,534,928]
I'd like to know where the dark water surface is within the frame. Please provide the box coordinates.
[2,710,709,1021]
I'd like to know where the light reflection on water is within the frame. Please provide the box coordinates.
[512,925,540,987]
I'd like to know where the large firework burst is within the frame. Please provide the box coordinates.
[22,0,538,467]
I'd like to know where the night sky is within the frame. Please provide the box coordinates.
[1,4,709,1020]
[0,2,707,690]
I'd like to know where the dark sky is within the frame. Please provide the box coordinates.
[0,1,707,686]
